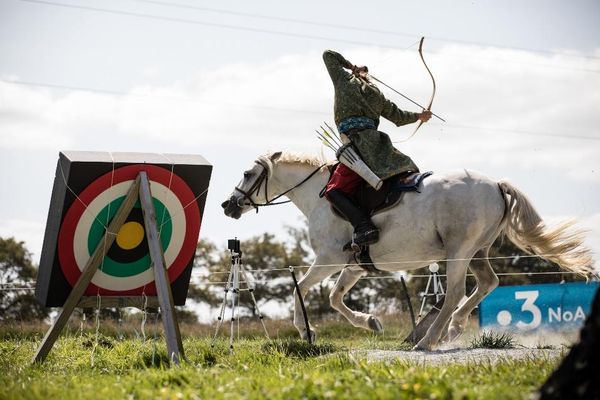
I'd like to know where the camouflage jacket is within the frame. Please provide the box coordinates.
[323,50,420,179]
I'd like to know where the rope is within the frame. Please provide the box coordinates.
[0,287,36,291]
[158,187,209,230]
[59,161,110,232]
[57,151,210,238]
[2,267,591,292]
[203,270,591,286]
[201,252,594,276]
[275,252,595,270]
[151,311,159,366]
[157,154,175,235]
[78,307,86,337]
[97,153,116,297]
[89,294,101,367]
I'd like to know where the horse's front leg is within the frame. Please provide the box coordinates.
[293,260,343,341]
[329,266,383,332]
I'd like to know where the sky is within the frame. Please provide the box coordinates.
[1,0,599,274]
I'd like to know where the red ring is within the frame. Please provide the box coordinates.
[58,164,200,296]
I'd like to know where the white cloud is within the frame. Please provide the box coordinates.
[2,45,598,174]
[1,44,599,264]
[0,83,71,150]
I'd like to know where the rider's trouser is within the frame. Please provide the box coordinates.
[323,163,363,198]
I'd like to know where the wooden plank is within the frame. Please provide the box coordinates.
[404,297,446,345]
[77,296,159,309]
[35,154,71,306]
[138,171,184,364]
[32,176,141,364]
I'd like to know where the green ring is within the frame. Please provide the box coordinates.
[87,196,173,277]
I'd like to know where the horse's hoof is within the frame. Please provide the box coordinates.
[446,326,462,342]
[367,316,384,333]
[412,344,427,351]
[413,339,433,351]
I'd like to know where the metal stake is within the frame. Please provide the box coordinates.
[289,266,312,345]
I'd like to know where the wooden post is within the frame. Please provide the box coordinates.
[32,176,141,364]
[138,171,184,364]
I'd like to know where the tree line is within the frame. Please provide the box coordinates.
[0,224,573,323]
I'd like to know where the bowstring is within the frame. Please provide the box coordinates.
[393,36,437,144]
[373,38,422,66]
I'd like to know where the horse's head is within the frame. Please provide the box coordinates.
[221,151,282,219]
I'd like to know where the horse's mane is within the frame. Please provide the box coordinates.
[276,152,328,167]
[260,151,333,167]
[257,151,331,179]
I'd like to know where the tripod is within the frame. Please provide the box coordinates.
[417,263,446,322]
[211,239,269,352]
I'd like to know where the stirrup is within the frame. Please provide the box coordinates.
[342,228,379,252]
[343,240,361,253]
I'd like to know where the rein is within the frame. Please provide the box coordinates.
[234,159,325,213]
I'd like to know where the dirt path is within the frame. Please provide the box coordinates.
[353,348,564,364]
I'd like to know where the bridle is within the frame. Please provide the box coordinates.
[233,158,325,213]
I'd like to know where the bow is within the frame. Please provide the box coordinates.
[396,36,438,143]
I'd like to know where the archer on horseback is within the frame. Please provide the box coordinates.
[322,49,432,247]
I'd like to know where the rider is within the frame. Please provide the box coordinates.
[323,49,432,247]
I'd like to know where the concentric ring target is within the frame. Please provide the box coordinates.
[57,164,200,295]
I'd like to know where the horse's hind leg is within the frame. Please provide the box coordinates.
[329,266,383,332]
[415,254,469,351]
[447,248,499,342]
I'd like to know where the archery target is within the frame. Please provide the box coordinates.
[57,164,200,296]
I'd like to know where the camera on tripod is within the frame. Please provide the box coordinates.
[227,238,241,255]
[212,237,270,350]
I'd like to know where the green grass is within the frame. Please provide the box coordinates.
[0,319,561,400]
[470,331,516,349]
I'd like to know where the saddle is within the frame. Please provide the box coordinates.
[330,168,433,220]
[327,167,433,273]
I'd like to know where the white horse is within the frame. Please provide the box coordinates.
[221,151,593,350]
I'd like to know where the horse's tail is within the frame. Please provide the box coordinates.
[498,180,594,276]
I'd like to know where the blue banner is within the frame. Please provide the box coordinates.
[479,282,599,332]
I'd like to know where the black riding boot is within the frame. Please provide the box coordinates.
[327,189,379,246]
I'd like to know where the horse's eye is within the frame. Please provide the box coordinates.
[243,171,252,178]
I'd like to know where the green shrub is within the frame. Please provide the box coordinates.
[471,331,516,349]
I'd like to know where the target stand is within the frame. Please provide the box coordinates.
[33,151,212,365]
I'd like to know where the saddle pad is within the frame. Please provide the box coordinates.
[391,171,434,193]
[359,171,433,214]
[330,171,433,219]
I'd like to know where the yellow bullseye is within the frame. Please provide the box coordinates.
[116,221,145,250]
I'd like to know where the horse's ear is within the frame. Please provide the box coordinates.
[270,151,282,162]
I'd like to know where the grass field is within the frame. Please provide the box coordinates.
[0,317,565,400]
